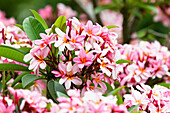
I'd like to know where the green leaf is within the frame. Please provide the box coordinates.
[50,16,66,34]
[0,82,2,92]
[116,59,133,64]
[107,86,125,96]
[12,71,30,87]
[128,105,140,112]
[105,25,119,29]
[130,111,142,113]
[116,93,123,105]
[102,81,113,91]
[56,91,69,98]
[0,63,28,71]
[0,45,27,64]
[134,3,158,14]
[22,74,42,88]
[13,24,24,31]
[30,9,48,29]
[48,80,67,102]
[13,83,23,89]
[18,47,31,53]
[157,83,170,88]
[23,16,45,41]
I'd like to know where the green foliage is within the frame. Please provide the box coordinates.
[116,93,124,105]
[105,25,119,29]
[50,16,67,34]
[0,63,28,71]
[128,105,140,112]
[30,9,48,29]
[0,45,27,64]
[12,71,30,87]
[107,86,125,96]
[13,24,24,31]
[157,83,170,88]
[22,74,42,88]
[23,16,45,41]
[47,80,67,102]
[116,59,133,64]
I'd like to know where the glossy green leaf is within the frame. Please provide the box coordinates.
[13,24,24,31]
[30,9,48,29]
[48,80,67,102]
[23,16,45,41]
[102,81,113,91]
[50,15,66,34]
[130,111,142,113]
[105,25,119,29]
[128,105,140,112]
[22,74,42,88]
[157,83,170,88]
[0,63,28,71]
[107,86,125,96]
[116,59,133,64]
[12,71,30,87]
[56,91,69,98]
[13,83,23,89]
[117,93,123,105]
[18,47,31,53]
[0,45,27,64]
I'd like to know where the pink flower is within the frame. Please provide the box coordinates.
[84,20,100,41]
[59,62,82,89]
[69,30,85,49]
[54,28,74,51]
[92,73,107,91]
[73,48,93,69]
[52,62,67,77]
[34,33,56,48]
[24,46,50,75]
[57,3,77,19]
[38,5,53,20]
[0,103,15,113]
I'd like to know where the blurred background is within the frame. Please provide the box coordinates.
[0,0,169,48]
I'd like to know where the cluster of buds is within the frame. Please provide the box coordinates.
[118,41,170,87]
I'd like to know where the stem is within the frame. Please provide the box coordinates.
[121,0,131,44]
[92,0,103,25]
[2,71,6,96]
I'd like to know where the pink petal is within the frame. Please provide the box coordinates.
[78,63,84,69]
[92,26,100,34]
[71,77,82,85]
[24,53,33,62]
[79,48,86,58]
[55,28,65,37]
[42,47,50,58]
[59,77,67,85]
[65,80,71,89]
[73,57,81,63]
[39,62,46,69]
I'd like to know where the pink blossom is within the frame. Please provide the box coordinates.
[38,5,53,20]
[73,48,93,69]
[24,46,50,75]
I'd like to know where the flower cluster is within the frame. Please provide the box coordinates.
[24,17,120,92]
[38,3,77,23]
[0,10,31,63]
[119,41,170,87]
[124,84,170,113]
[54,89,129,113]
